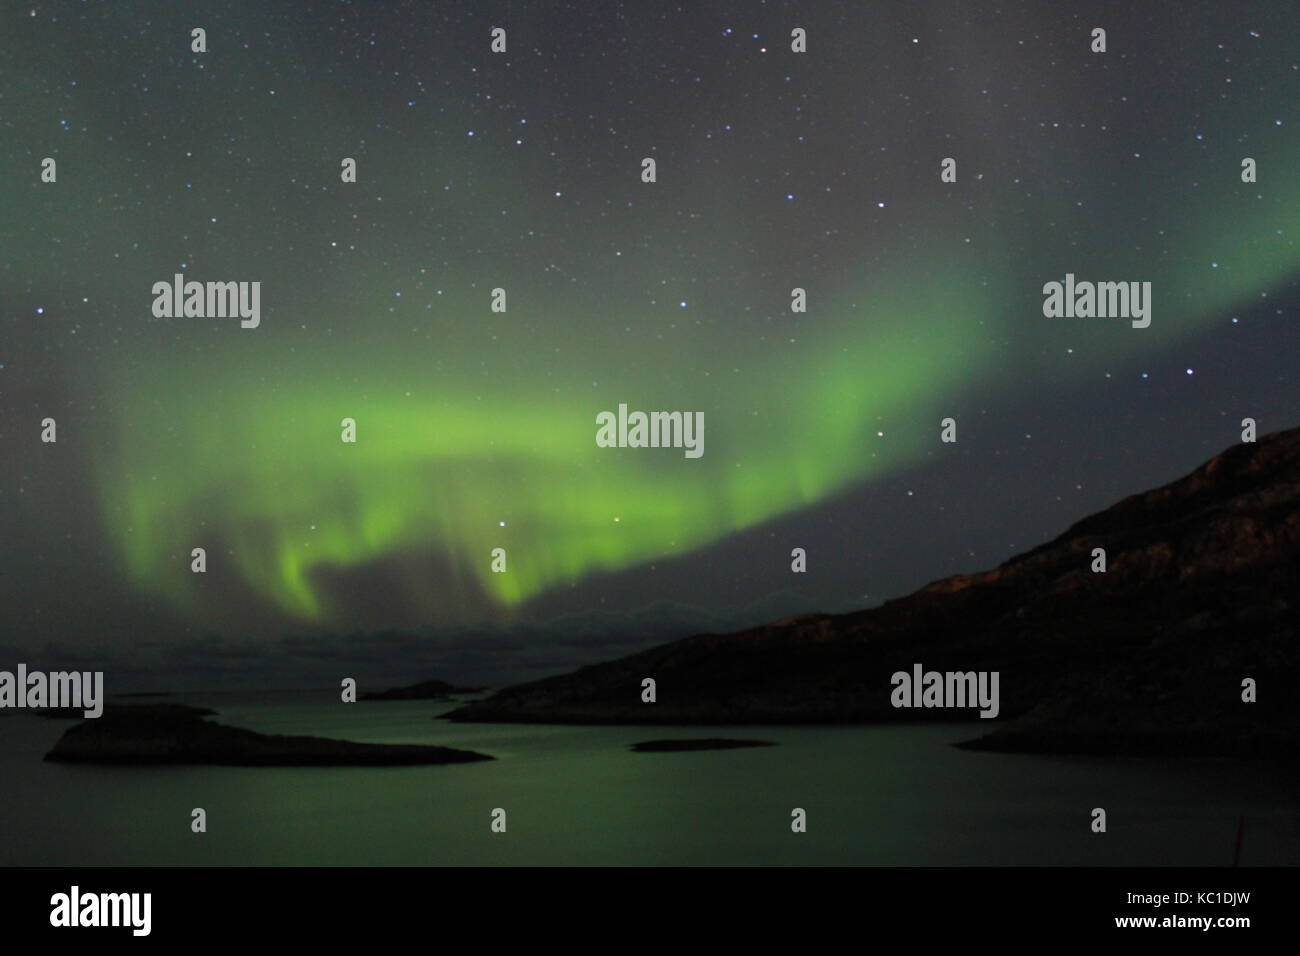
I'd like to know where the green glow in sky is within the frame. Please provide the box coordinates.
[5,8,1293,631]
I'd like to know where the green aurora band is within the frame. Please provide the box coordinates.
[7,9,1296,629]
[98,185,1297,624]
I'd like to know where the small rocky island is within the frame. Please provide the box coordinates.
[20,702,213,720]
[360,678,484,701]
[45,704,493,766]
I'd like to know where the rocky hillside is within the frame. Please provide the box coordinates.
[445,428,1300,756]
[46,704,494,766]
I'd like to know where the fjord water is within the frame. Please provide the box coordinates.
[2,690,1296,866]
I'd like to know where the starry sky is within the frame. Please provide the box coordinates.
[1,1,1297,687]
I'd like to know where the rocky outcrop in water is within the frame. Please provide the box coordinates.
[46,704,493,766]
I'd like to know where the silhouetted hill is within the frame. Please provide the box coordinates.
[446,428,1300,756]
[631,739,776,752]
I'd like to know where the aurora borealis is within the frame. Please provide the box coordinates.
[2,1,1297,683]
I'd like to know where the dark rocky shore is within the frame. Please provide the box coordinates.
[45,704,493,766]
[446,428,1300,757]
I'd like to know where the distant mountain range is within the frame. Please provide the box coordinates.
[447,427,1300,756]
[360,678,483,701]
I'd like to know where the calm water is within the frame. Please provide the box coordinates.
[2,690,1296,866]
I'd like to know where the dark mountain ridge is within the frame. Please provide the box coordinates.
[445,428,1300,756]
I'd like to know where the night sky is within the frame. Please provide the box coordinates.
[2,1,1296,687]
